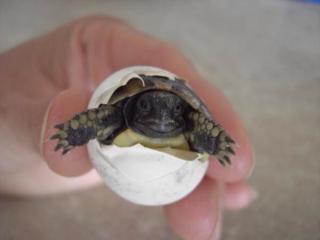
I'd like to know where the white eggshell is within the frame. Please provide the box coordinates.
[87,66,209,206]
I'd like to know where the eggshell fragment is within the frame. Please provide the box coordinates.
[87,66,209,206]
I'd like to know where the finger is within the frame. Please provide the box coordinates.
[224,181,258,210]
[164,178,222,240]
[42,88,93,176]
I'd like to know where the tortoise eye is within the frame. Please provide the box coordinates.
[138,98,151,112]
[174,102,184,115]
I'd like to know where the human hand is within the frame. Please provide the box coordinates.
[0,16,255,240]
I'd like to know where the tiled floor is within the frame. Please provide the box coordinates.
[0,0,319,239]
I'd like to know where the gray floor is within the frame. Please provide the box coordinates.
[0,0,319,239]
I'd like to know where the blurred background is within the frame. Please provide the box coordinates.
[0,0,319,239]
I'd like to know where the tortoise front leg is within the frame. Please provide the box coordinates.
[51,104,123,154]
[185,111,235,166]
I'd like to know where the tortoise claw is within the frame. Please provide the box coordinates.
[51,123,77,154]
[62,147,73,155]
[216,150,232,166]
[215,132,235,166]
[225,135,235,144]
[50,133,60,140]
[54,144,63,152]
[54,123,65,130]
[223,155,231,165]
[218,158,226,166]
[225,146,235,155]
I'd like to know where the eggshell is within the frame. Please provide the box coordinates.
[87,66,209,206]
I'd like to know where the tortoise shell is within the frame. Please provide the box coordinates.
[108,74,212,120]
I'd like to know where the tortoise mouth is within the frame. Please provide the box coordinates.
[131,120,184,138]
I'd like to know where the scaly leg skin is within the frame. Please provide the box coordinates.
[185,111,235,166]
[50,104,124,154]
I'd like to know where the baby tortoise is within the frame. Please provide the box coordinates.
[51,75,235,166]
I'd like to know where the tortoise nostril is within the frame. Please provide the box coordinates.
[159,109,171,121]
[138,98,151,112]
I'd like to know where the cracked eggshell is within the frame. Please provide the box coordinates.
[87,66,209,206]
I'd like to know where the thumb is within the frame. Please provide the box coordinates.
[0,16,131,177]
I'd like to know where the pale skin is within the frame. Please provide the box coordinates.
[0,16,255,240]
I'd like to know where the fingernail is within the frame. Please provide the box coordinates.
[251,188,259,201]
[244,187,259,208]
[246,146,256,179]
[39,99,53,156]
[208,207,223,240]
[208,182,224,240]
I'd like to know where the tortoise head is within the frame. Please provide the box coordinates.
[125,90,188,138]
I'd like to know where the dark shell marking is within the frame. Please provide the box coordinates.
[51,75,235,166]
